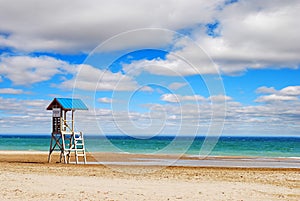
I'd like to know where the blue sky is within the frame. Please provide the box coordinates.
[0,0,299,136]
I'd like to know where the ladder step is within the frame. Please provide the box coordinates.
[75,137,82,140]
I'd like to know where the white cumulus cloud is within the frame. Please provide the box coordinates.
[256,94,298,103]
[0,55,76,85]
[60,64,138,91]
[209,95,232,102]
[255,85,300,103]
[98,97,113,104]
[116,0,300,77]
[0,88,24,94]
[168,82,187,90]
[0,0,223,53]
[161,94,206,103]
[197,0,300,74]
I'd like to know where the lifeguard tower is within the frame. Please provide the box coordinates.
[46,98,88,164]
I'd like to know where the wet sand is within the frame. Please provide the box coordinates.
[0,151,299,200]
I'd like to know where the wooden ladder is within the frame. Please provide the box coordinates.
[73,132,87,164]
[61,132,87,164]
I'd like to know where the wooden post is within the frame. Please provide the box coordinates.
[64,110,67,131]
[72,110,74,132]
[48,136,53,163]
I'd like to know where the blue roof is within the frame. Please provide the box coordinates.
[47,98,88,110]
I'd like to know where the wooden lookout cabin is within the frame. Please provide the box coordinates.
[46,98,88,164]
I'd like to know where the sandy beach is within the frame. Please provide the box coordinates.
[0,151,299,201]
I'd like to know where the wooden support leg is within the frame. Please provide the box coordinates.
[48,137,53,163]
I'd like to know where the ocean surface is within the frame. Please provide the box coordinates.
[0,135,299,158]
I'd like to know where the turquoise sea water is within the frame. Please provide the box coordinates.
[0,135,299,158]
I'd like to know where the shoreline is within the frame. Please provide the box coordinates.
[0,150,299,169]
[1,149,300,158]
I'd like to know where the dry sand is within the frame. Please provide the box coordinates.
[0,151,299,201]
